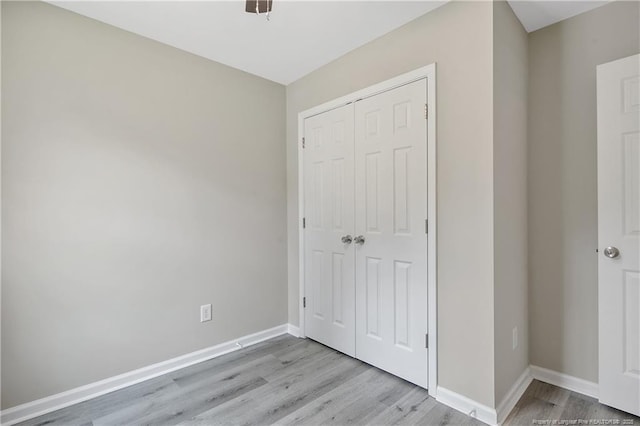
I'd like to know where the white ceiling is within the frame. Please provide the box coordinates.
[47,0,611,85]
[508,0,609,32]
[48,1,446,84]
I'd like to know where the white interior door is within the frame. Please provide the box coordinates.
[354,79,428,387]
[304,104,356,357]
[597,54,640,417]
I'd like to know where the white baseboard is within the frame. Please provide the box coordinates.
[436,386,498,426]
[496,367,533,424]
[287,323,301,337]
[1,324,295,426]
[530,365,599,399]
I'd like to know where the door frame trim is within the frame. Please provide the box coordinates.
[296,64,438,396]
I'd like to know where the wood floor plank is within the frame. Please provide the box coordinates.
[584,397,639,424]
[317,370,415,425]
[93,357,276,426]
[170,354,281,390]
[270,338,331,363]
[185,352,368,425]
[166,335,305,386]
[258,341,341,383]
[366,387,437,425]
[97,374,267,426]
[558,393,595,421]
[18,376,179,426]
[504,393,565,425]
[524,379,571,407]
[274,368,382,426]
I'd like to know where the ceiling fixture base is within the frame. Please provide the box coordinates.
[245,0,273,14]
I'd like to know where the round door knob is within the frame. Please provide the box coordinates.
[341,235,353,244]
[604,246,620,259]
[354,235,365,245]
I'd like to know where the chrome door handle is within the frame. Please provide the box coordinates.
[341,235,353,244]
[354,235,365,245]
[604,246,620,259]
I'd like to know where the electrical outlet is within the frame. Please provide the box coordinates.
[512,326,518,350]
[200,304,212,322]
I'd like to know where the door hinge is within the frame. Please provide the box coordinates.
[303,217,306,229]
[302,137,305,149]
[425,104,428,120]
[303,297,306,308]
[425,333,429,348]
[425,219,428,234]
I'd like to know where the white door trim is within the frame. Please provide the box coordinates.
[297,64,438,396]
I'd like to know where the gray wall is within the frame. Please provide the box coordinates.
[1,1,287,409]
[286,1,497,407]
[528,0,639,382]
[493,1,529,405]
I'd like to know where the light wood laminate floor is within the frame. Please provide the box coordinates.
[18,335,639,426]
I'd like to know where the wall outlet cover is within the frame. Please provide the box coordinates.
[200,304,212,322]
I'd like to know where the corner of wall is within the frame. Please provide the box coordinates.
[492,0,530,408]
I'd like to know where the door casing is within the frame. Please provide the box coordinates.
[297,64,438,396]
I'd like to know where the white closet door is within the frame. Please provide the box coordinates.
[304,104,356,357]
[597,54,640,417]
[354,79,428,387]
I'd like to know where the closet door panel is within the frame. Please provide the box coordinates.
[304,104,356,356]
[354,79,428,387]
